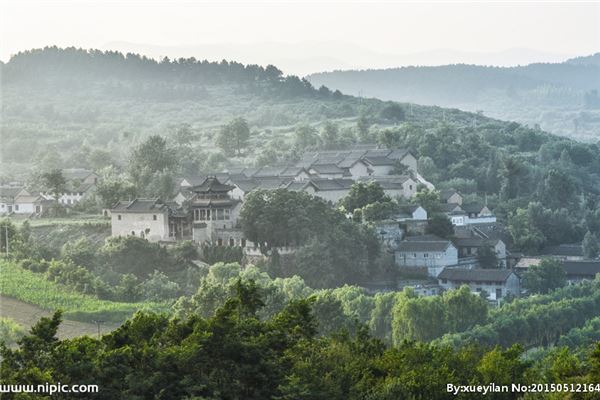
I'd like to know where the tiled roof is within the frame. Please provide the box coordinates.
[562,261,600,277]
[190,177,234,193]
[363,156,396,166]
[452,237,500,248]
[439,203,463,213]
[309,164,345,174]
[540,243,583,257]
[0,187,25,199]
[438,268,514,283]
[398,235,450,252]
[311,178,354,191]
[462,202,486,213]
[440,189,460,201]
[397,240,452,253]
[111,198,167,213]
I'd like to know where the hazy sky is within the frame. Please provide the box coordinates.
[1,1,599,75]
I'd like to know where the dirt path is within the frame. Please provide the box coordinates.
[0,295,120,340]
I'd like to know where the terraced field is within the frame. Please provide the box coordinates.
[0,295,118,339]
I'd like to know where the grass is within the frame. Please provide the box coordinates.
[0,261,169,324]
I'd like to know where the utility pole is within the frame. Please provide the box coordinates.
[4,225,8,258]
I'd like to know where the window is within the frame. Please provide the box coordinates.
[241,238,247,247]
[15,205,19,211]
[217,238,223,246]
[495,288,502,299]
[153,215,157,221]
[424,253,428,258]
[441,279,447,284]
[229,238,235,247]
[118,215,122,220]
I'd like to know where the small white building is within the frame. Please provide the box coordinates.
[395,235,459,277]
[394,205,428,222]
[437,268,520,301]
[110,198,170,242]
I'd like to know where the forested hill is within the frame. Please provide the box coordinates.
[1,46,509,172]
[307,57,600,141]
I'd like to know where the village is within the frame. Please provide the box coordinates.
[3,143,599,305]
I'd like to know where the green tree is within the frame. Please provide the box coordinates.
[216,117,251,156]
[477,245,500,269]
[294,124,318,149]
[583,231,600,259]
[380,103,406,122]
[128,135,177,191]
[426,213,454,239]
[320,121,340,150]
[522,258,566,294]
[413,188,440,213]
[41,168,67,202]
[340,181,389,212]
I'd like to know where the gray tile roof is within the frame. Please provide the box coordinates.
[397,234,453,252]
[190,177,234,193]
[111,198,168,213]
[438,268,515,283]
[562,261,600,277]
[309,164,345,174]
[363,156,396,166]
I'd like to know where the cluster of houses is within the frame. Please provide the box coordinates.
[0,169,99,217]
[8,145,599,304]
[109,145,430,243]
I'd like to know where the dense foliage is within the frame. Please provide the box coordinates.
[240,189,380,287]
[2,283,600,399]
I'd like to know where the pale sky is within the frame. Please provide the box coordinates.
[1,1,599,75]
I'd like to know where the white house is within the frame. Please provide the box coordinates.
[395,235,459,277]
[394,205,428,222]
[437,268,520,301]
[13,193,48,215]
[110,198,171,242]
[0,186,27,215]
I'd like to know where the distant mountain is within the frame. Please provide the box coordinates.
[566,53,600,66]
[307,56,600,141]
[101,41,574,76]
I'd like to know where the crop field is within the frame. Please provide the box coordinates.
[0,261,169,324]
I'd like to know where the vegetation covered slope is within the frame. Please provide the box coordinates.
[307,58,600,141]
[0,46,541,175]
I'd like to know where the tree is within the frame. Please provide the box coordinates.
[340,181,389,212]
[378,129,402,149]
[128,135,177,191]
[41,169,66,201]
[522,258,566,294]
[356,113,371,142]
[426,213,454,239]
[95,168,137,208]
[508,207,546,253]
[320,121,340,150]
[380,103,405,122]
[477,245,500,269]
[216,117,251,156]
[413,188,440,213]
[443,285,488,333]
[293,124,318,149]
[583,231,600,259]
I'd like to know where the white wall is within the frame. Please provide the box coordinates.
[111,212,169,242]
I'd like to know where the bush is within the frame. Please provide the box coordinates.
[19,258,50,273]
[141,270,181,301]
[0,317,25,346]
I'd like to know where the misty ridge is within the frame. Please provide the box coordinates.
[308,53,600,141]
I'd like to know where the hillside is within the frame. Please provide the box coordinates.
[307,57,600,141]
[0,46,541,179]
